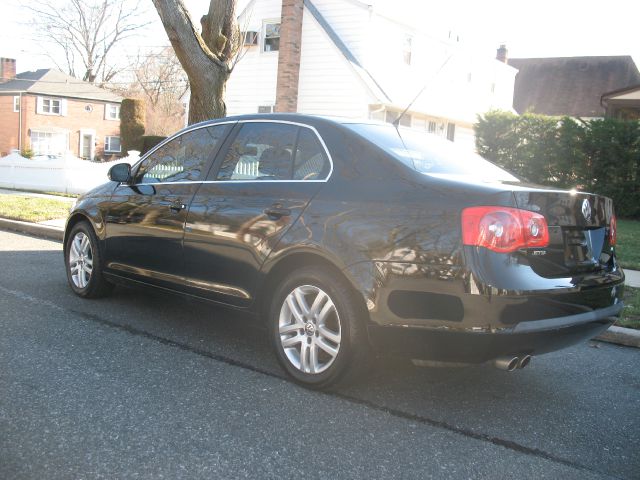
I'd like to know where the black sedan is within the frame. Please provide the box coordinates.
[64,114,624,388]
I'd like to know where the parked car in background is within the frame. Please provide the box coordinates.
[63,114,624,388]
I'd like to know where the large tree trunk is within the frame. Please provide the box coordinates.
[152,0,237,124]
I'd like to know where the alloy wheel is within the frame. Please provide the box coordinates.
[68,232,93,289]
[278,285,342,374]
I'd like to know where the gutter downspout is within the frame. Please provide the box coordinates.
[18,92,23,151]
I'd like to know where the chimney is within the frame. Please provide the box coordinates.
[0,58,16,82]
[275,0,304,113]
[496,44,508,63]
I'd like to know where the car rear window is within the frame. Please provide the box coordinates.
[345,123,519,182]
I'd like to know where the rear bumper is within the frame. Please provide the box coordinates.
[348,259,625,362]
[368,303,621,363]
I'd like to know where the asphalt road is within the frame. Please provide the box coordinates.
[1,229,639,479]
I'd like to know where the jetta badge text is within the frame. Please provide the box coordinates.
[581,199,592,222]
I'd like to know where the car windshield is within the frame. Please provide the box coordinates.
[345,123,519,182]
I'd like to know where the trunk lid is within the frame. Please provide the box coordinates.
[513,189,616,277]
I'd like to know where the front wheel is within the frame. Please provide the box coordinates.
[65,221,113,298]
[269,266,369,389]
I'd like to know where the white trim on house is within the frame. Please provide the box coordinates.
[36,96,67,116]
[104,135,122,153]
[79,128,96,160]
[104,103,120,121]
[262,18,281,53]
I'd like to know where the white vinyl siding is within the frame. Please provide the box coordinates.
[296,6,373,118]
[225,0,282,115]
[104,136,121,153]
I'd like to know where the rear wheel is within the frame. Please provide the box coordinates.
[65,221,113,298]
[270,266,369,389]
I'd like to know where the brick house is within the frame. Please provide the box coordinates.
[0,58,123,159]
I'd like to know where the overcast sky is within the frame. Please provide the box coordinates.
[1,0,639,74]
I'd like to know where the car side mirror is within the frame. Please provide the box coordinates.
[108,163,132,183]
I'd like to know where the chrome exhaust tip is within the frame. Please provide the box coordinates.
[517,355,532,369]
[493,356,519,372]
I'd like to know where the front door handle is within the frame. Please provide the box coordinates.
[169,202,186,213]
[264,206,291,219]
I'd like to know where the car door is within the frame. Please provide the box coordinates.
[182,121,332,306]
[103,124,231,289]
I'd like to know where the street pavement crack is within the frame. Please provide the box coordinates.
[0,283,625,480]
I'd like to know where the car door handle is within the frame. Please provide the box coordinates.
[169,202,186,213]
[264,206,291,219]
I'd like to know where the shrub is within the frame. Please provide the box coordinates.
[475,111,640,219]
[120,98,146,153]
[140,135,167,155]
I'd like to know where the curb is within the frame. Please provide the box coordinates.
[1,217,639,349]
[0,217,64,241]
[595,326,640,348]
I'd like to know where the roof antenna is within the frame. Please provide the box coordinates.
[392,54,454,128]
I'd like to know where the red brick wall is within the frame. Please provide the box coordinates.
[0,94,20,156]
[0,93,121,158]
[275,0,305,113]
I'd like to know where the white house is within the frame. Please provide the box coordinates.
[223,0,517,150]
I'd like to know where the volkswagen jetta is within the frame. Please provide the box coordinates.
[64,114,624,388]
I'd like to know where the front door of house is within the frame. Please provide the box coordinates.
[81,134,92,159]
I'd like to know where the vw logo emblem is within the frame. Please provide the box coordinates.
[581,199,592,222]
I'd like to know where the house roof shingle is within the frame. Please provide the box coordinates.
[508,56,640,117]
[0,68,122,102]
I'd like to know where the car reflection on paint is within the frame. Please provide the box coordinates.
[63,114,624,389]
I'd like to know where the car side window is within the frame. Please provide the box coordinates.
[216,123,297,181]
[135,125,227,184]
[292,128,330,180]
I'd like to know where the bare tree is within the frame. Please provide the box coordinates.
[128,47,190,135]
[26,0,150,83]
[152,0,243,123]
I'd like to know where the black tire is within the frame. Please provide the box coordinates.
[64,221,113,299]
[269,265,370,389]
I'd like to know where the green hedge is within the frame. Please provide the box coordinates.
[120,98,146,153]
[475,111,640,219]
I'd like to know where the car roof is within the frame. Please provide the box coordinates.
[187,113,384,130]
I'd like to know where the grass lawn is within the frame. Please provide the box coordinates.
[620,286,640,330]
[0,195,71,223]
[616,219,640,270]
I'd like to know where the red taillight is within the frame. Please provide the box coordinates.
[609,215,617,246]
[461,206,550,253]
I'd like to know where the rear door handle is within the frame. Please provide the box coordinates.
[264,206,291,219]
[169,202,186,213]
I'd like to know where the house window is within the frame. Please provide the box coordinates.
[257,105,274,113]
[428,121,437,133]
[30,130,68,156]
[13,96,20,112]
[37,96,64,115]
[105,104,120,120]
[263,21,280,52]
[447,123,456,141]
[403,36,412,65]
[104,136,121,153]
